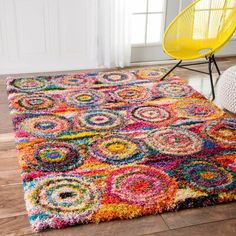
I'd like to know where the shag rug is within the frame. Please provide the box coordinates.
[6,67,236,232]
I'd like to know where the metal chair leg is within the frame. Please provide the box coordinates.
[160,57,216,101]
[160,60,182,81]
[212,55,221,76]
[208,57,216,101]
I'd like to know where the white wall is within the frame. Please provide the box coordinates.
[0,0,98,74]
[1,0,236,73]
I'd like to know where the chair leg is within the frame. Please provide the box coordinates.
[160,60,182,81]
[208,57,215,101]
[212,55,221,76]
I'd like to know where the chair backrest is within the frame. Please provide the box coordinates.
[163,0,236,60]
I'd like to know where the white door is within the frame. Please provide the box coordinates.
[131,0,236,63]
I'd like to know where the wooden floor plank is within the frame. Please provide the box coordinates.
[0,133,15,142]
[0,133,16,152]
[0,215,32,236]
[0,148,17,160]
[0,141,16,152]
[0,106,13,133]
[0,93,8,104]
[161,203,236,229]
[0,169,21,186]
[143,219,236,236]
[0,184,26,219]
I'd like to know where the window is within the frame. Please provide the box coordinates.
[130,0,236,62]
[131,0,166,45]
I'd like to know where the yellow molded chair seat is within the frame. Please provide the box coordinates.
[162,0,236,100]
[163,0,236,61]
[166,43,213,60]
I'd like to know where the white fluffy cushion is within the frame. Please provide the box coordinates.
[218,65,236,114]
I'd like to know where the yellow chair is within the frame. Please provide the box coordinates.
[162,0,236,100]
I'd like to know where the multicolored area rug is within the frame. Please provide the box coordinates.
[6,67,236,232]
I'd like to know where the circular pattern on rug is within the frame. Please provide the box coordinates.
[106,165,177,207]
[98,71,134,84]
[203,118,236,148]
[174,98,223,120]
[78,109,123,131]
[65,90,105,108]
[26,142,83,172]
[20,115,71,138]
[89,135,147,165]
[212,150,236,172]
[131,105,171,124]
[29,174,101,218]
[136,68,165,81]
[114,86,150,103]
[11,94,57,112]
[10,77,48,92]
[52,74,92,88]
[146,127,203,156]
[177,159,236,194]
[152,82,193,98]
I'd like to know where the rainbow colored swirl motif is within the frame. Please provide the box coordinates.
[24,142,84,172]
[28,175,101,225]
[89,135,147,164]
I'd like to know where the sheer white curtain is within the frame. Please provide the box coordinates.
[97,0,132,68]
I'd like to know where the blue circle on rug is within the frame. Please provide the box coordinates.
[79,109,124,131]
[29,142,84,172]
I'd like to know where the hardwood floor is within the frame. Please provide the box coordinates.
[0,57,236,236]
